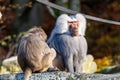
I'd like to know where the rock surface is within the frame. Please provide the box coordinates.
[0,71,120,80]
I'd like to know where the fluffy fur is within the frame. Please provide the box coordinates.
[47,13,86,44]
[47,13,88,73]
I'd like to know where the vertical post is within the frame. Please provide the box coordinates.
[69,0,80,12]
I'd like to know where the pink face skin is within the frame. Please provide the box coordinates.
[68,21,79,36]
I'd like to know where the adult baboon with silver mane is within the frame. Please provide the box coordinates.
[47,13,87,73]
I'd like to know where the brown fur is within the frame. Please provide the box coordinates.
[17,27,56,80]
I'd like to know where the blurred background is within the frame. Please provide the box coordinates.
[0,0,120,74]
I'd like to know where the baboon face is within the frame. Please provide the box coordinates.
[68,21,79,36]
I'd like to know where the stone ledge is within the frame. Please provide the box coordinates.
[0,71,120,80]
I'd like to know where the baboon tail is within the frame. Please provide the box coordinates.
[24,68,32,80]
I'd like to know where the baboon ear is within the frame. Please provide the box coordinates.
[75,13,87,36]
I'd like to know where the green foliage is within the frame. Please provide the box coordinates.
[0,41,7,46]
[97,66,120,74]
[0,32,25,47]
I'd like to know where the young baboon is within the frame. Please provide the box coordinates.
[17,27,56,80]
